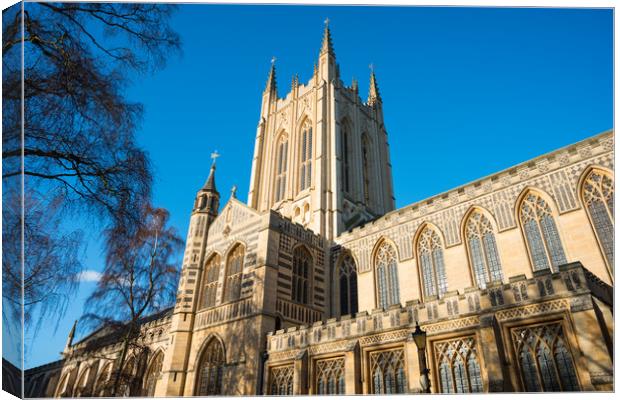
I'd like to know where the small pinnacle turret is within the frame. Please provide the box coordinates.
[367,69,381,106]
[202,163,217,193]
[194,152,221,215]
[65,320,77,350]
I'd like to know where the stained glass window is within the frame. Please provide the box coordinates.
[339,254,358,316]
[375,242,400,308]
[512,322,580,392]
[299,121,313,191]
[369,348,407,394]
[275,135,288,202]
[269,365,294,395]
[519,193,567,272]
[582,170,614,273]
[143,351,164,396]
[202,254,221,309]
[465,211,504,289]
[417,227,448,298]
[292,246,312,304]
[315,358,345,394]
[434,336,483,393]
[224,244,244,302]
[196,338,225,395]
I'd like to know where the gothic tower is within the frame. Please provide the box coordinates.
[247,23,396,240]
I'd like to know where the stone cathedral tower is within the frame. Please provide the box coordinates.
[247,23,396,240]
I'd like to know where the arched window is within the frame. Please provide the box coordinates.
[73,367,91,397]
[369,348,407,394]
[224,244,244,302]
[375,242,400,309]
[196,338,225,395]
[465,211,504,289]
[315,358,345,394]
[274,134,288,202]
[269,365,294,395]
[582,170,614,272]
[519,193,567,272]
[512,322,580,392]
[417,227,448,298]
[434,336,483,393]
[299,121,312,191]
[341,124,351,194]
[362,135,371,203]
[93,363,112,397]
[143,352,164,396]
[118,357,136,397]
[292,246,312,304]
[201,255,221,309]
[55,372,70,398]
[338,254,358,316]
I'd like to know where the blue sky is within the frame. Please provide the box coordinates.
[23,5,612,368]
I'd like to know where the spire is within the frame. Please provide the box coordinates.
[320,18,335,56]
[65,320,78,349]
[367,65,381,106]
[265,57,277,94]
[202,151,219,192]
[351,77,359,96]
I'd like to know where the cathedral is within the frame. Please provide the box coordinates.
[25,24,614,396]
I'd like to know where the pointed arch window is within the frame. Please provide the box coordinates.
[315,357,346,394]
[201,255,221,309]
[269,365,294,395]
[275,135,288,202]
[74,367,91,397]
[300,121,313,191]
[224,245,244,302]
[292,246,312,304]
[118,357,136,397]
[582,170,614,272]
[465,211,504,289]
[434,336,483,393]
[375,242,400,309]
[93,363,112,397]
[196,338,225,395]
[362,135,371,203]
[143,352,164,396]
[512,322,580,392]
[417,227,448,298]
[519,193,567,272]
[338,254,358,316]
[369,348,407,394]
[341,125,351,194]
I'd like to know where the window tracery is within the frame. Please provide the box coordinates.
[582,170,614,272]
[143,352,164,396]
[512,322,580,392]
[417,227,448,298]
[465,211,504,289]
[375,242,400,309]
[275,135,288,202]
[292,246,312,304]
[519,193,567,272]
[434,336,483,393]
[339,254,358,316]
[93,363,112,397]
[299,121,313,191]
[369,348,407,394]
[315,358,345,394]
[202,255,221,309]
[269,365,294,395]
[224,245,244,302]
[196,338,225,395]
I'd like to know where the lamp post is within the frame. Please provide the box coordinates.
[412,321,431,393]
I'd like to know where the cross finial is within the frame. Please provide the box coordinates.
[324,17,330,26]
[369,63,374,73]
[231,185,237,198]
[271,56,277,65]
[210,150,220,166]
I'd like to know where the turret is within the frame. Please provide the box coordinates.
[261,58,278,118]
[316,19,338,84]
[193,156,220,218]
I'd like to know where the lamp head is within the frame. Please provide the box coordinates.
[412,321,427,350]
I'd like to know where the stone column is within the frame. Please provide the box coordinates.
[478,316,506,392]
[293,350,308,395]
[344,341,361,394]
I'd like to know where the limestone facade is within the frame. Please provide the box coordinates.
[25,24,614,396]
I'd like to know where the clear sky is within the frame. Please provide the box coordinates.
[24,5,612,368]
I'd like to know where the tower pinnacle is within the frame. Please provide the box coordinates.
[265,57,277,94]
[320,18,335,56]
[367,66,381,106]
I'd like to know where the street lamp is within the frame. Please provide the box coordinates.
[412,321,431,393]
